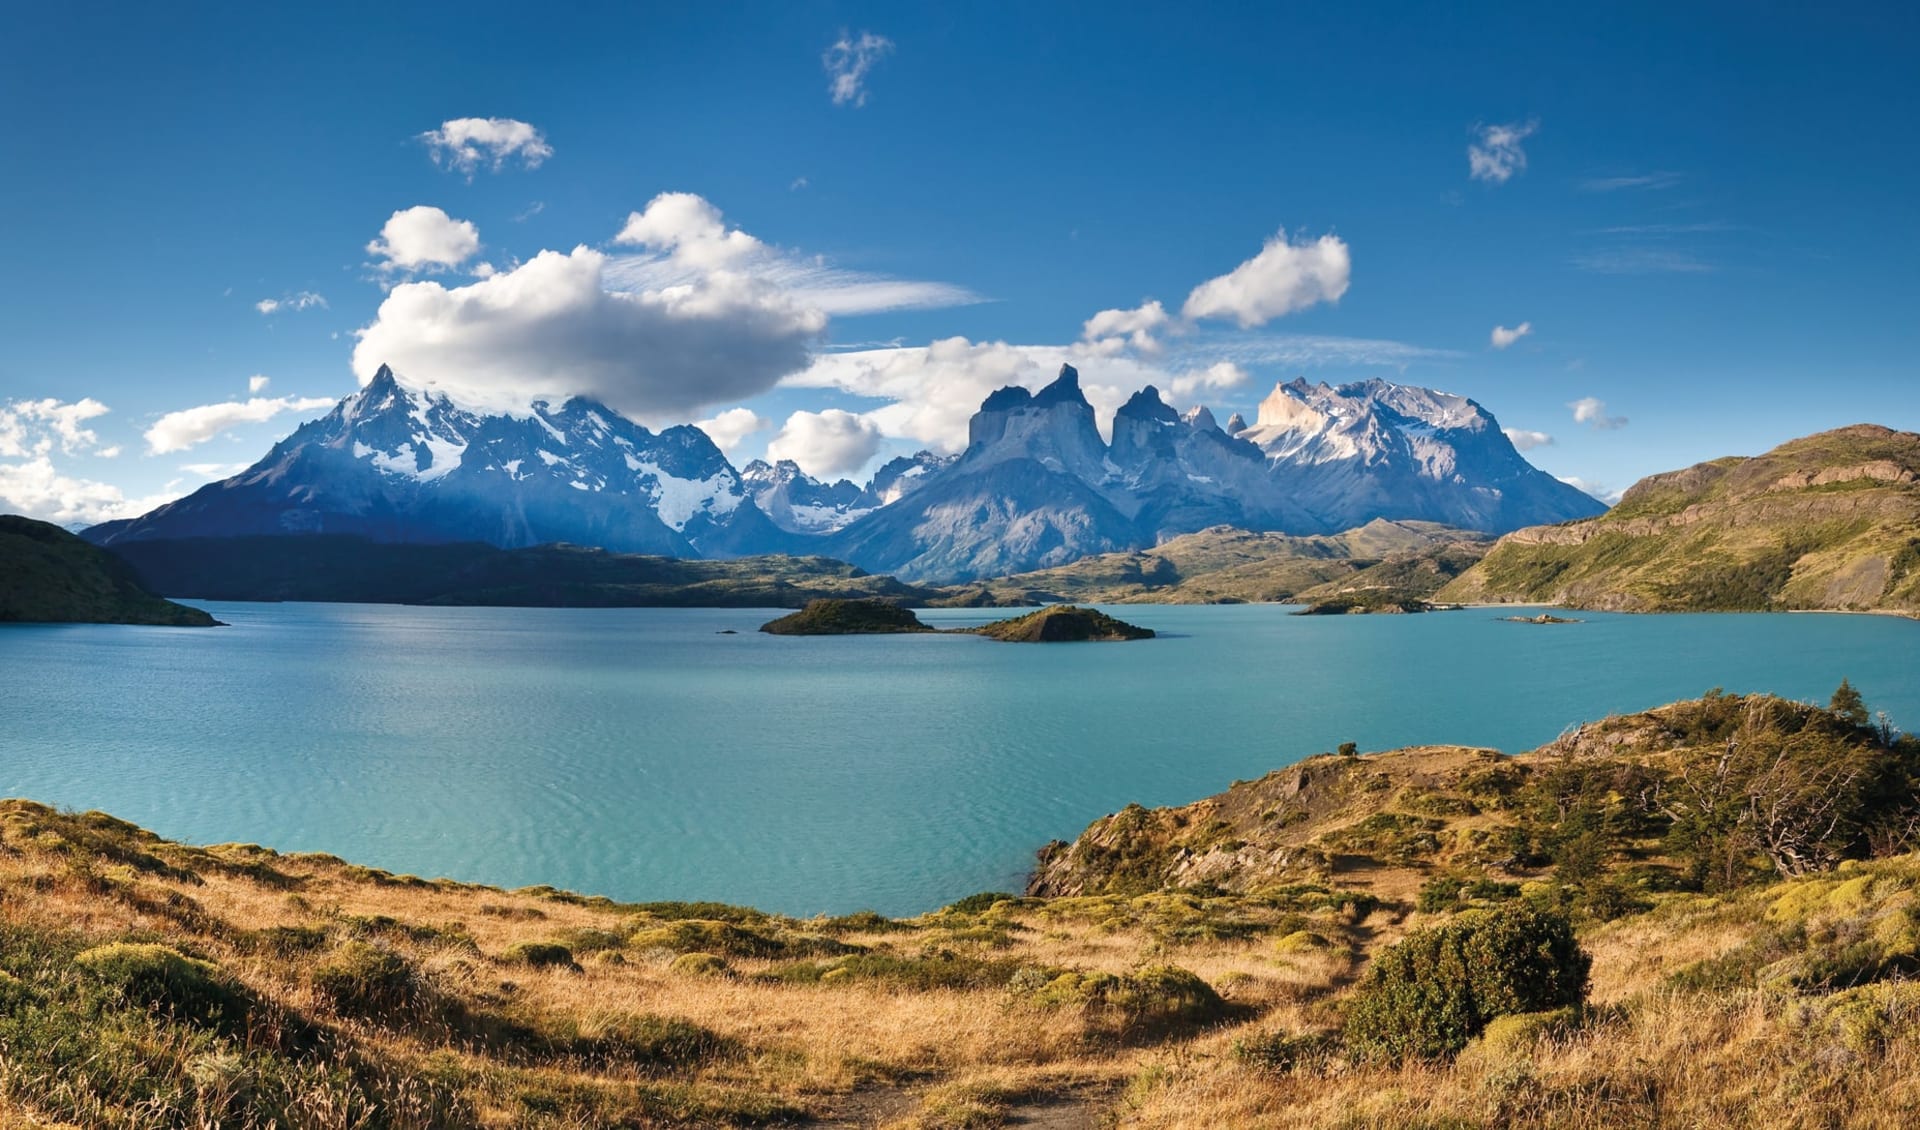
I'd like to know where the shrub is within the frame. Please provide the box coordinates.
[73,942,249,1031]
[627,919,792,959]
[502,941,577,969]
[1010,964,1234,1037]
[668,952,730,977]
[570,1013,736,1068]
[1343,903,1589,1063]
[311,940,418,1017]
[947,891,1020,915]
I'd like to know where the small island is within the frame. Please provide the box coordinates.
[1501,613,1583,625]
[965,604,1155,642]
[1294,591,1433,615]
[759,599,1153,642]
[758,598,934,635]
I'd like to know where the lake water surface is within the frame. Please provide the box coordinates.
[3,603,1916,915]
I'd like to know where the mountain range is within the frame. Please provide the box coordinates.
[85,362,1603,582]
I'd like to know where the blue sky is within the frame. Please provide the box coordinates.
[2,1,1915,525]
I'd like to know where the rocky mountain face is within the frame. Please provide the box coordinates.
[823,365,1600,581]
[86,366,797,557]
[1441,424,1920,612]
[83,362,1601,584]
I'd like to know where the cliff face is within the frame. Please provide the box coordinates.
[1440,425,1920,612]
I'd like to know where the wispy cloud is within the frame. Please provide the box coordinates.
[1578,171,1683,192]
[145,395,335,454]
[254,291,327,315]
[823,31,893,107]
[1504,428,1554,451]
[1468,119,1538,184]
[1588,220,1738,236]
[603,250,985,316]
[1571,247,1714,274]
[1560,476,1624,505]
[1569,397,1628,430]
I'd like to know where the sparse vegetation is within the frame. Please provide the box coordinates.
[5,685,1920,1125]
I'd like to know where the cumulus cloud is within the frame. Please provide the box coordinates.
[418,117,552,176]
[352,245,825,421]
[1169,361,1250,404]
[1503,428,1554,451]
[1569,397,1628,431]
[1490,321,1532,349]
[367,206,481,272]
[823,30,893,107]
[614,192,765,270]
[1181,230,1350,327]
[0,455,182,528]
[255,291,327,315]
[248,375,271,394]
[695,407,771,455]
[0,398,111,457]
[1468,120,1538,184]
[144,396,335,455]
[767,409,884,478]
[1083,300,1171,354]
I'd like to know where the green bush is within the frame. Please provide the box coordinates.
[502,941,577,969]
[1010,964,1234,1037]
[947,891,1020,914]
[667,952,730,977]
[311,940,419,1017]
[1343,903,1590,1063]
[74,942,250,1032]
[569,1013,737,1068]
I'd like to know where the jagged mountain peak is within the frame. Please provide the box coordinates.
[1118,386,1179,422]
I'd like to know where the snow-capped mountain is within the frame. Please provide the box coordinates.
[1235,378,1604,533]
[822,365,1603,581]
[740,459,872,534]
[86,366,796,556]
[83,361,1601,584]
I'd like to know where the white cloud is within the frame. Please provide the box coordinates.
[0,455,182,527]
[1083,300,1170,354]
[248,375,271,394]
[1490,321,1532,349]
[767,409,884,478]
[418,117,552,177]
[1181,230,1350,327]
[255,291,327,315]
[1468,120,1538,184]
[180,461,251,479]
[1569,397,1628,431]
[1571,248,1713,274]
[1503,428,1554,451]
[1169,361,1249,404]
[352,245,825,421]
[823,30,893,107]
[790,176,809,191]
[0,398,111,457]
[695,407,771,455]
[1578,171,1682,192]
[1559,476,1623,505]
[603,194,982,316]
[367,206,481,272]
[614,192,765,270]
[144,395,335,454]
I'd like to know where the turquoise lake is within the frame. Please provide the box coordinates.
[3,603,1916,915]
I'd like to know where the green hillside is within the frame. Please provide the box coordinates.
[0,515,218,626]
[1442,424,1920,612]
